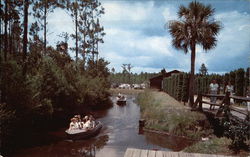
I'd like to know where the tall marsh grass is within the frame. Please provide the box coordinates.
[137,90,212,139]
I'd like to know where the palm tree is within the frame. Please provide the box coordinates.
[168,1,221,107]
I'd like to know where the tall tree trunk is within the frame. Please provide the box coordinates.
[189,41,196,107]
[0,0,2,54]
[96,42,98,61]
[8,20,12,57]
[92,41,94,61]
[75,5,78,63]
[0,0,2,103]
[4,0,8,61]
[22,0,29,75]
[44,0,47,54]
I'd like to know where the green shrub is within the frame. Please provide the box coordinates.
[235,68,245,96]
[0,51,111,153]
[223,119,250,150]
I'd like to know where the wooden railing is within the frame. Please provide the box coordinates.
[194,92,249,121]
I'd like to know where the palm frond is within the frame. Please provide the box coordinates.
[167,1,221,54]
[178,5,189,18]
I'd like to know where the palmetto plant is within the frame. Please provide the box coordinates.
[168,1,221,106]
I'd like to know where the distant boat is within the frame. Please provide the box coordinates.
[116,95,126,105]
[65,121,102,140]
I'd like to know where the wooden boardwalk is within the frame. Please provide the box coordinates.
[193,93,249,122]
[124,148,234,157]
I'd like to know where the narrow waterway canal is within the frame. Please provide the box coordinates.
[11,95,193,157]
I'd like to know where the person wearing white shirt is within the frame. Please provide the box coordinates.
[69,118,78,130]
[209,80,219,109]
[84,120,91,129]
[225,81,234,104]
[246,86,250,113]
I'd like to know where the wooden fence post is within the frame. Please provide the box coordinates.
[198,94,203,111]
[216,92,230,116]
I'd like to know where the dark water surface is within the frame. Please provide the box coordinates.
[11,95,193,157]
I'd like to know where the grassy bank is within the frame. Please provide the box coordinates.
[137,90,212,139]
[183,137,232,155]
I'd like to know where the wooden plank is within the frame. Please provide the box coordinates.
[148,150,156,157]
[132,149,141,157]
[201,101,220,107]
[162,151,177,157]
[155,151,164,157]
[124,149,234,157]
[124,148,134,157]
[230,106,248,115]
[202,94,225,98]
[179,152,193,157]
[230,95,250,102]
[140,149,148,157]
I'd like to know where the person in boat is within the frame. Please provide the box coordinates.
[79,116,88,130]
[84,115,95,130]
[89,115,95,121]
[90,116,96,128]
[118,93,121,98]
[69,118,78,130]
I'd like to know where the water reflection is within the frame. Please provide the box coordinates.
[11,94,194,157]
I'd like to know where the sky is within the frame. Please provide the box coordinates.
[43,0,250,74]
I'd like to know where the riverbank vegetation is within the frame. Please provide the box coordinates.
[109,64,158,84]
[137,90,212,139]
[138,90,250,155]
[0,50,112,155]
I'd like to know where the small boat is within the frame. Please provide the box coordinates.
[116,96,126,105]
[65,121,102,140]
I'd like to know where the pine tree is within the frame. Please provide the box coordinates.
[199,63,208,76]
[33,0,59,54]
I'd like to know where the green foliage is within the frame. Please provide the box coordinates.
[110,71,157,84]
[199,63,208,76]
[235,68,245,96]
[223,119,250,150]
[0,103,16,152]
[0,48,111,153]
[162,73,189,102]
[244,68,250,96]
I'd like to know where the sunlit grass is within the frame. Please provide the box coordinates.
[137,89,212,139]
[183,137,232,155]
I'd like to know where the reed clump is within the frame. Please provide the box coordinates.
[137,89,212,139]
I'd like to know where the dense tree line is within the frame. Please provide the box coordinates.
[109,65,158,85]
[110,72,157,85]
[0,0,110,154]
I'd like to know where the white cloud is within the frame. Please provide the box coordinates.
[40,1,250,74]
[162,6,178,22]
[102,1,154,22]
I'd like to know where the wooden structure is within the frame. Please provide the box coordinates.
[124,148,234,157]
[193,92,249,123]
[149,70,180,90]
